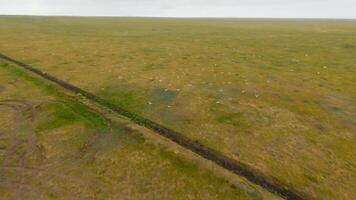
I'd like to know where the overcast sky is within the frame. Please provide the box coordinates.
[1,0,355,19]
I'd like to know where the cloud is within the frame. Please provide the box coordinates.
[0,0,355,18]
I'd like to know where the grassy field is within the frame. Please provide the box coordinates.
[0,60,281,199]
[0,16,355,199]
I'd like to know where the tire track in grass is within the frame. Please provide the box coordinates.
[0,53,309,200]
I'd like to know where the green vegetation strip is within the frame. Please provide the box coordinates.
[0,53,308,200]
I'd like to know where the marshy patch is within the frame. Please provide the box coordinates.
[157,110,185,125]
[341,43,356,49]
[80,123,145,162]
[150,87,177,104]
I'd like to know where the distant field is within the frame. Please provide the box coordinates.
[0,16,355,199]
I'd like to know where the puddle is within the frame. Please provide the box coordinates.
[150,87,177,104]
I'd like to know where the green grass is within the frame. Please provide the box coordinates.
[96,85,146,113]
[35,101,108,132]
[0,16,355,199]
[0,62,58,95]
[0,62,108,132]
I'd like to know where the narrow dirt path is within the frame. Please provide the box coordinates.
[0,99,103,200]
[0,99,42,199]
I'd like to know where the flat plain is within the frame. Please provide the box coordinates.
[0,60,281,200]
[0,16,355,199]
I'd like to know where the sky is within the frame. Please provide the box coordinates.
[0,0,355,19]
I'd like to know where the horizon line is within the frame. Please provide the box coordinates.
[1,14,355,21]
